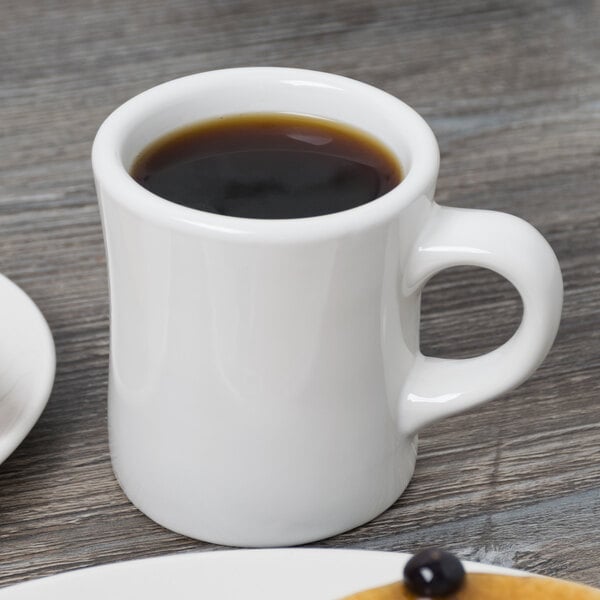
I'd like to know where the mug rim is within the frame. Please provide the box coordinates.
[92,67,439,241]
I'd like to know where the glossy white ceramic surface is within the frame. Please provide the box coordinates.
[0,273,55,466]
[92,68,563,546]
[0,548,523,599]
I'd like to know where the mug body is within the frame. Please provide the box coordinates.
[92,68,440,546]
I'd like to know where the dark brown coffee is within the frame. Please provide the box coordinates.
[130,113,402,219]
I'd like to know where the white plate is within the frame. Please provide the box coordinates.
[0,273,55,466]
[0,549,522,599]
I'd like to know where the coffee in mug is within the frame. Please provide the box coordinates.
[130,113,402,219]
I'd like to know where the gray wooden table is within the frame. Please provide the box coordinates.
[1,0,599,590]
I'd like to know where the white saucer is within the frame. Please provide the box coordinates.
[0,549,521,598]
[0,273,55,466]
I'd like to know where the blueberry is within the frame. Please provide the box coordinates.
[403,548,465,597]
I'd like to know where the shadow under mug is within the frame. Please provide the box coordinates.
[92,67,563,547]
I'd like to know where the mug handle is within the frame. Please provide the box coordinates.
[399,204,563,436]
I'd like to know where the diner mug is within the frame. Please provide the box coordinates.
[92,68,563,547]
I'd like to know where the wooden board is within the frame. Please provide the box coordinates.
[1,0,599,590]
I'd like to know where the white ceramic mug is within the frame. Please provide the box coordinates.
[92,67,563,547]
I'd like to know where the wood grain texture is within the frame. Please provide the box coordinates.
[1,0,599,590]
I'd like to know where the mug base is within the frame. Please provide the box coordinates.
[110,438,418,547]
